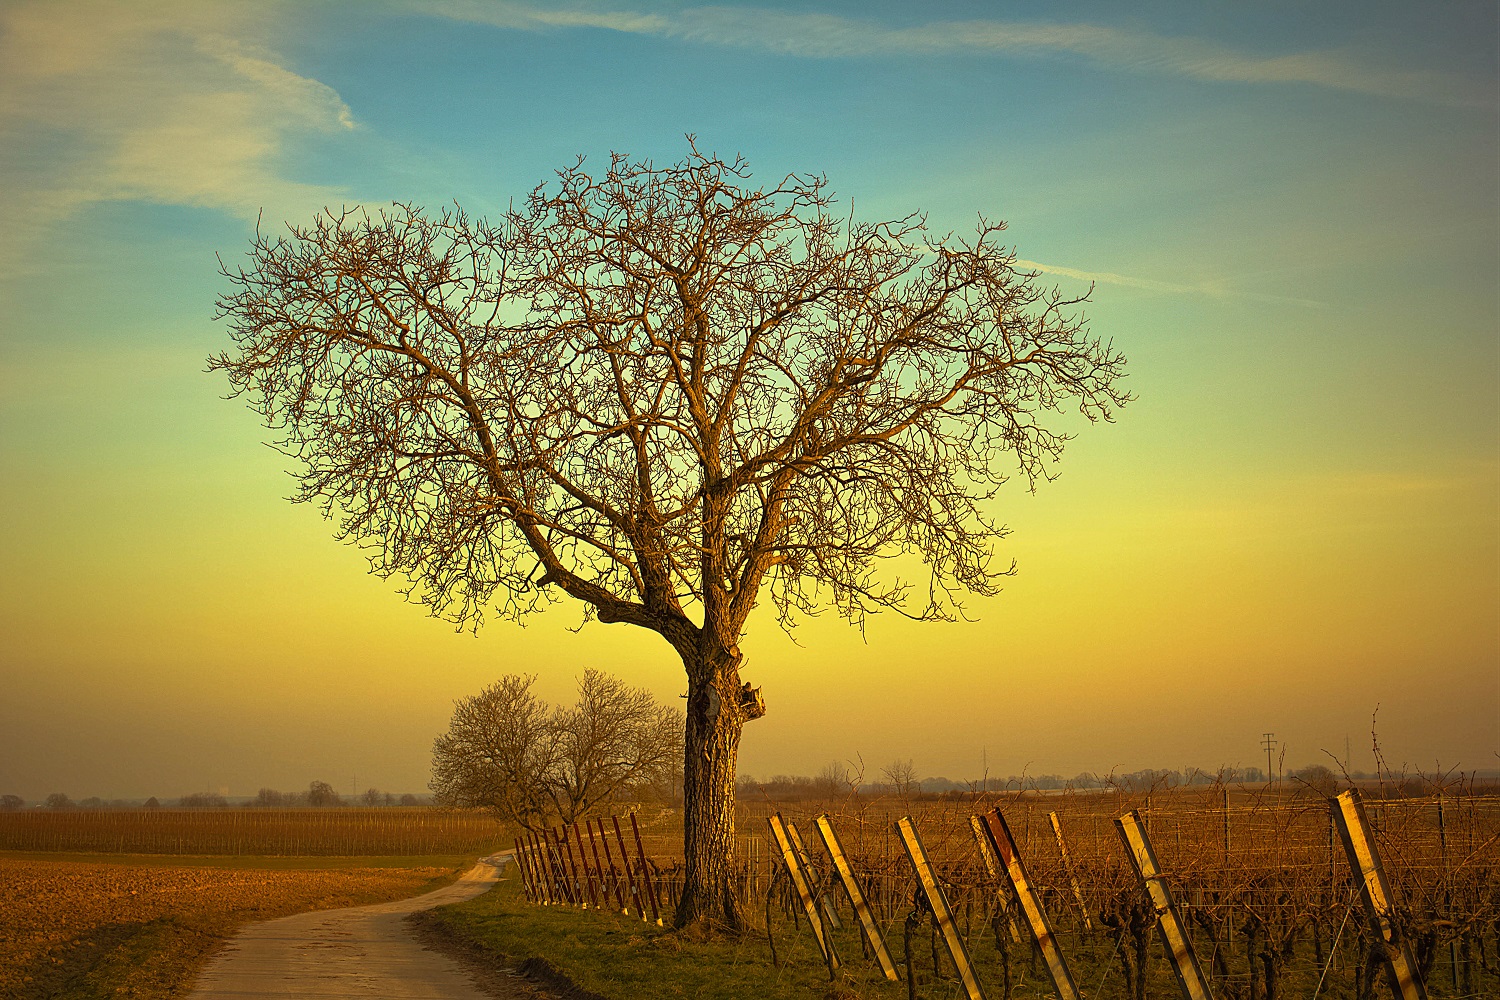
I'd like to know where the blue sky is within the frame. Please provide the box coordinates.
[1,1,1495,799]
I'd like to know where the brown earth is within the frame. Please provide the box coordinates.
[0,856,457,999]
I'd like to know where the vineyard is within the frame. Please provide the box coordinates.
[529,784,1499,999]
[0,807,508,856]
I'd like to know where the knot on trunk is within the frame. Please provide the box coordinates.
[738,682,766,720]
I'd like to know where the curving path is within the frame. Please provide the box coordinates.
[187,853,521,999]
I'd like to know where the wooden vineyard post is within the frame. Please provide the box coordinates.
[1221,786,1231,862]
[968,815,1023,944]
[558,827,582,905]
[1331,789,1429,1000]
[815,814,899,981]
[896,815,986,1000]
[532,837,548,904]
[546,829,567,904]
[539,830,561,905]
[573,824,600,907]
[1114,810,1214,1000]
[978,809,1081,1000]
[787,820,840,930]
[584,821,609,909]
[513,837,535,901]
[613,816,646,920]
[526,835,547,904]
[533,831,555,905]
[768,813,839,973]
[1048,811,1093,932]
[629,812,663,925]
[596,817,627,913]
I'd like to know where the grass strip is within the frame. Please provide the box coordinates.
[426,875,913,1000]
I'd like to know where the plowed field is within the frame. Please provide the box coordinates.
[0,857,458,999]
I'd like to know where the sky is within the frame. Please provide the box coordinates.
[1,0,1495,801]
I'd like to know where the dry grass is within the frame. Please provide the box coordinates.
[0,856,461,1000]
[0,807,506,856]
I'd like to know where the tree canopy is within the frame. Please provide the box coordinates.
[212,141,1127,927]
[212,144,1126,653]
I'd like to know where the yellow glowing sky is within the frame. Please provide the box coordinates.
[1,1,1495,800]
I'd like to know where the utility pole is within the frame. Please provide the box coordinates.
[1261,733,1277,783]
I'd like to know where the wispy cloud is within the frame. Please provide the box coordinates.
[426,1,1489,109]
[0,1,356,273]
[1015,259,1326,309]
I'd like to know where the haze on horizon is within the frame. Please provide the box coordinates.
[1,0,1495,803]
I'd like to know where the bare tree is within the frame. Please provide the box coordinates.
[881,758,918,803]
[212,142,1128,927]
[429,670,682,829]
[306,780,341,807]
[548,669,682,821]
[815,759,853,799]
[429,674,555,830]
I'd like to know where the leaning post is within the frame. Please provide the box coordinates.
[1048,811,1093,932]
[573,823,600,907]
[1331,789,1428,1000]
[969,815,1024,944]
[612,816,646,920]
[584,821,609,908]
[768,813,839,972]
[595,817,628,913]
[528,833,552,905]
[1114,809,1214,1000]
[897,815,987,1000]
[628,812,663,925]
[815,814,899,981]
[513,836,534,901]
[979,808,1082,1000]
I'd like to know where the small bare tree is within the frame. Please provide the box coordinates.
[429,674,554,830]
[213,142,1127,927]
[881,758,918,803]
[430,670,682,829]
[548,669,682,821]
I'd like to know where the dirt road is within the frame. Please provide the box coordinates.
[187,853,525,999]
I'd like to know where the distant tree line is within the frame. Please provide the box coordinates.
[248,782,425,807]
[1,761,1471,812]
[1,783,429,810]
[732,762,1433,800]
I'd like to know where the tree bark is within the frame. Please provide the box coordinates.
[676,643,748,930]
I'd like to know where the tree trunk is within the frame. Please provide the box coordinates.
[676,646,748,930]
